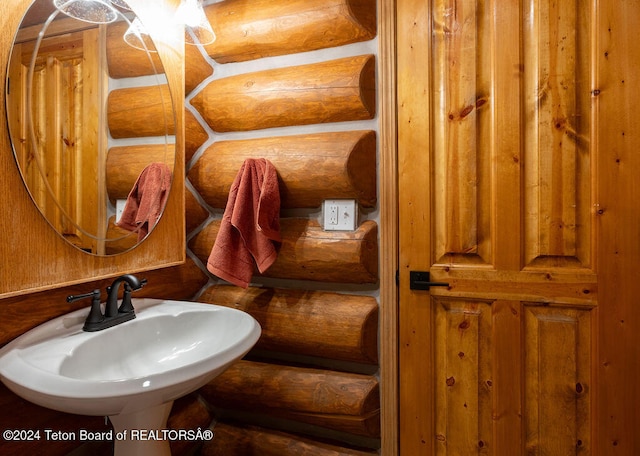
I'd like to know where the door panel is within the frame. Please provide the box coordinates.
[398,0,598,454]
[433,298,493,455]
[522,0,593,268]
[524,305,591,454]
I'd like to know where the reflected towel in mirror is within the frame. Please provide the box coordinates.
[207,158,281,288]
[117,162,172,241]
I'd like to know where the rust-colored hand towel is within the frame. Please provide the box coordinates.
[207,158,281,288]
[116,162,172,241]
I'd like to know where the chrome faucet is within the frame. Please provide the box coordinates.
[67,274,147,332]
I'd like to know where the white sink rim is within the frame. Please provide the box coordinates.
[0,298,261,416]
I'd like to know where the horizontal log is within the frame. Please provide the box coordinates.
[202,0,376,63]
[169,393,211,431]
[106,215,138,253]
[201,422,377,456]
[185,109,209,163]
[167,393,212,455]
[106,144,175,200]
[186,189,210,235]
[108,84,176,138]
[199,285,378,364]
[139,258,210,300]
[201,361,379,437]
[188,131,377,209]
[189,218,378,284]
[190,55,376,132]
[107,20,164,79]
[107,21,212,94]
[185,43,214,95]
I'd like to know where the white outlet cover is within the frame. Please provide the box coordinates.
[323,199,357,231]
[115,199,127,223]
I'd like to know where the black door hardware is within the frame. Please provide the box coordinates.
[409,271,450,290]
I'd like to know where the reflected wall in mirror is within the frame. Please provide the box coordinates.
[6,0,176,256]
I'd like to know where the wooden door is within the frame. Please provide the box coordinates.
[7,27,104,253]
[397,0,607,454]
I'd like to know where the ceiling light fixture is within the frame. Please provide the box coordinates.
[123,17,156,52]
[109,0,131,11]
[53,0,119,24]
[176,0,215,45]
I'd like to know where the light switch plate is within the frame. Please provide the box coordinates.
[323,199,357,231]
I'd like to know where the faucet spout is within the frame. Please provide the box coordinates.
[105,274,146,318]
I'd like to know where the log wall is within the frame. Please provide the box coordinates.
[184,0,381,453]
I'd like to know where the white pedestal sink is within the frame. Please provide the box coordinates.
[0,299,261,455]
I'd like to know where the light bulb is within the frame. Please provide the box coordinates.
[176,0,215,45]
[110,0,131,10]
[53,0,119,24]
[123,18,156,52]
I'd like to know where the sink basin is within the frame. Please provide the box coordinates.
[0,298,261,455]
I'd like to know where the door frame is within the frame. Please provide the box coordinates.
[377,0,399,455]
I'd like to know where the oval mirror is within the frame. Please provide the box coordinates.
[6,0,175,256]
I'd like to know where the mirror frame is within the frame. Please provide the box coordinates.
[0,0,185,298]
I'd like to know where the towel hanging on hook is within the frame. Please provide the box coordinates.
[117,162,172,241]
[207,158,281,288]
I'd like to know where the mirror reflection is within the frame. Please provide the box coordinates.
[6,0,175,256]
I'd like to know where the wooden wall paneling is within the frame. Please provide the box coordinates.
[377,0,398,453]
[188,131,377,209]
[190,55,376,132]
[189,219,378,284]
[202,0,376,63]
[108,84,176,138]
[105,144,176,200]
[199,285,378,364]
[596,0,640,452]
[202,360,379,437]
[396,0,433,452]
[0,258,207,348]
[202,422,377,456]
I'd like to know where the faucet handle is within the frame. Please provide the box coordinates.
[67,289,104,328]
[118,278,147,314]
[67,289,101,304]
